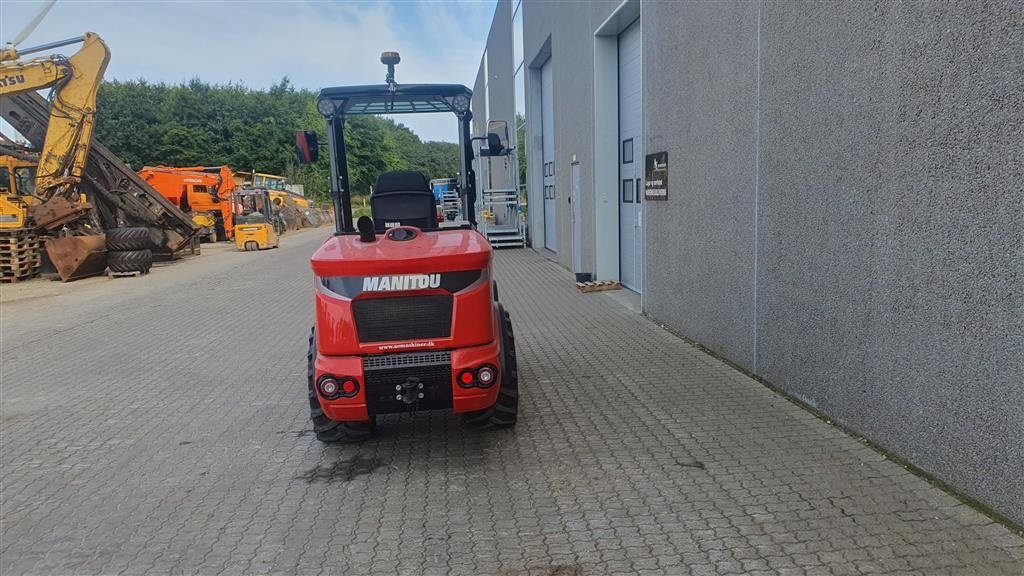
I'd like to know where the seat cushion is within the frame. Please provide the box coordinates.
[374,171,430,195]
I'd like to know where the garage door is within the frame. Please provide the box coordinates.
[541,59,557,252]
[618,19,642,292]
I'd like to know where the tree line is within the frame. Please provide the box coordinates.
[94,78,460,202]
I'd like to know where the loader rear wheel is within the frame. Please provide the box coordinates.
[307,327,374,443]
[105,227,150,251]
[107,249,153,274]
[464,306,519,430]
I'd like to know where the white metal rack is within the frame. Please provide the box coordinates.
[478,122,525,248]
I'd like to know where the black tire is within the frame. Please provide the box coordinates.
[105,227,150,251]
[307,327,374,443]
[464,306,519,430]
[107,249,153,273]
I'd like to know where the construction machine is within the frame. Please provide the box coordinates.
[139,166,234,241]
[0,30,111,279]
[295,51,518,443]
[0,152,39,229]
[2,90,200,277]
[232,187,280,251]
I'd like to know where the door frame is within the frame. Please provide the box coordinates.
[540,58,557,252]
[594,0,642,295]
[526,37,551,252]
[571,160,582,273]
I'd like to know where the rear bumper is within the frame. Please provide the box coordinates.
[315,337,502,422]
[235,226,271,248]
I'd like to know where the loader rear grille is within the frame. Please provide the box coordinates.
[352,295,453,343]
[363,364,453,414]
[363,351,452,371]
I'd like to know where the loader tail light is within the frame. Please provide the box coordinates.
[318,376,360,399]
[476,365,496,387]
[456,365,498,388]
[318,377,340,398]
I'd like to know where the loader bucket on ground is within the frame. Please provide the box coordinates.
[45,234,108,281]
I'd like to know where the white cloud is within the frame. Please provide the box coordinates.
[0,0,495,142]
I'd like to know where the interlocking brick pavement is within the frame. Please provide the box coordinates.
[1,229,1021,575]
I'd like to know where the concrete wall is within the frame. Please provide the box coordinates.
[643,1,759,369]
[484,0,1023,524]
[485,0,516,129]
[756,1,1024,525]
[643,0,1023,524]
[474,0,518,219]
[521,0,619,270]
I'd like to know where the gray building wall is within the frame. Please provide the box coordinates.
[756,1,1024,525]
[485,0,1023,524]
[485,1,516,129]
[644,1,760,370]
[522,0,619,271]
[646,0,1023,524]
[473,0,521,223]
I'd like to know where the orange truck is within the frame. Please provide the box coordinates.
[138,166,235,241]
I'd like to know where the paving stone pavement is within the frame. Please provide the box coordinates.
[1,228,1022,576]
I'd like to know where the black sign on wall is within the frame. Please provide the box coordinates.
[644,152,668,201]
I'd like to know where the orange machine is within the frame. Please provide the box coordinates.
[180,165,238,239]
[138,166,234,241]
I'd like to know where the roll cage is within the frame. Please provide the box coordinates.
[313,79,477,235]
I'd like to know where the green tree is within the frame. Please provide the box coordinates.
[94,78,464,206]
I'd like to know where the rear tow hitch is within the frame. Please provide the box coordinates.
[395,378,424,407]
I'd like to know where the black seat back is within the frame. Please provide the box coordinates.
[370,171,437,232]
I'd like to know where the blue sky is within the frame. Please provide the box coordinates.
[0,0,497,142]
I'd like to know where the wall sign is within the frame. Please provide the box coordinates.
[644,152,668,201]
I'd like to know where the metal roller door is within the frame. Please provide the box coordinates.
[541,59,557,252]
[618,19,642,292]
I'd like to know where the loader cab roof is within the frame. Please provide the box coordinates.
[317,84,472,116]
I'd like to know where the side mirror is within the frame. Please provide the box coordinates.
[294,131,319,164]
[487,132,504,156]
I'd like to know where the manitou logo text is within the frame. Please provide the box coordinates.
[362,274,441,292]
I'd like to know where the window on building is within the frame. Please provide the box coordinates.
[513,2,523,72]
[512,0,527,203]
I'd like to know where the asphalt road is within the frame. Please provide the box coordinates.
[1,228,1021,575]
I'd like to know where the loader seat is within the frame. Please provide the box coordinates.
[370,170,437,232]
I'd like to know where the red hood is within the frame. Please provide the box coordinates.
[310,228,492,277]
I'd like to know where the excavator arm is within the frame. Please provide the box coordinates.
[0,33,109,213]
[0,33,114,280]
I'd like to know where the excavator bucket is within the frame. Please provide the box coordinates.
[30,197,93,231]
[45,234,107,281]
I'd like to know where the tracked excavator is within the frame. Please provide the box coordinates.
[1,15,198,280]
[0,30,112,279]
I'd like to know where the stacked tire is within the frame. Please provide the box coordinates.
[105,227,153,275]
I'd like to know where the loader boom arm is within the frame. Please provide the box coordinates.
[0,32,110,201]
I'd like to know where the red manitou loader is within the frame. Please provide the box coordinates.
[296,52,518,442]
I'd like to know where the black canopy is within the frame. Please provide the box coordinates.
[318,83,472,115]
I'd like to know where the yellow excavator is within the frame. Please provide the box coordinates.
[0,8,112,280]
[0,150,39,229]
